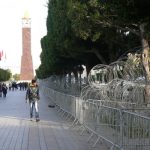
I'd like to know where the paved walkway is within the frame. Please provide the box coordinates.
[0,88,105,150]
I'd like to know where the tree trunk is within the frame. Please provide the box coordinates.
[140,24,150,104]
[68,72,71,86]
[86,64,93,77]
[72,70,78,84]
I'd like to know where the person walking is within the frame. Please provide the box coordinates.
[26,79,40,122]
[0,83,2,97]
[2,83,8,98]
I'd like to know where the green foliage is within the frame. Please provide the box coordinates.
[37,0,86,78]
[13,74,20,81]
[0,68,11,81]
[37,0,150,79]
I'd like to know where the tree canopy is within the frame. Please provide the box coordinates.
[0,68,11,82]
[36,0,150,79]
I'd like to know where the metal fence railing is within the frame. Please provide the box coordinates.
[41,84,150,150]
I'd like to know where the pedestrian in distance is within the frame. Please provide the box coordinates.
[26,79,40,122]
[2,83,8,98]
[0,83,2,97]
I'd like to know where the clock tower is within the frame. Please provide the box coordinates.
[20,12,34,81]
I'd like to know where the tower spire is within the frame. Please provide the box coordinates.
[22,11,31,28]
[23,11,30,19]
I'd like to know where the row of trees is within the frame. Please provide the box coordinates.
[0,67,20,82]
[36,0,150,81]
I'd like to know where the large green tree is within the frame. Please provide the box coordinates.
[67,0,150,103]
[67,0,141,67]
[38,0,150,86]
[37,0,87,78]
[68,0,150,74]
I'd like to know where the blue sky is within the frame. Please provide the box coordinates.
[0,0,48,74]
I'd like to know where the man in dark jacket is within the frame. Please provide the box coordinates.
[26,79,40,122]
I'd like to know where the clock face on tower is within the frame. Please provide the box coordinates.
[22,18,31,28]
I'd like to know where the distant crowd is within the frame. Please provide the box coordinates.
[0,81,29,98]
[8,82,28,91]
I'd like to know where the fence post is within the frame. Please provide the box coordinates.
[119,109,124,150]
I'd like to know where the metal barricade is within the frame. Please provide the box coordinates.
[41,85,150,150]
[82,100,150,150]
[122,110,150,150]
